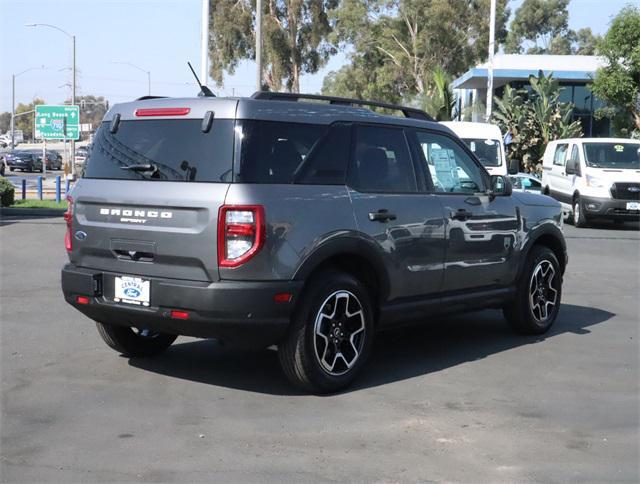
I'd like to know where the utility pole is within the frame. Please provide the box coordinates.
[485,0,496,122]
[11,75,15,149]
[256,0,262,91]
[201,0,210,83]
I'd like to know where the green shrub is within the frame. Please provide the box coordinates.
[0,177,15,207]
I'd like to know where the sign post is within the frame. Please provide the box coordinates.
[35,105,79,179]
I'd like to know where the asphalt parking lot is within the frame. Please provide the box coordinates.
[1,216,638,482]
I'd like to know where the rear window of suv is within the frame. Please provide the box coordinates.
[84,119,234,182]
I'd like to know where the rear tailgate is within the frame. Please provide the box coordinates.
[68,106,236,283]
[69,179,228,282]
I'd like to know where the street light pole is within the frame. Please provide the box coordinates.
[11,66,45,149]
[201,0,210,83]
[11,74,15,149]
[256,0,262,91]
[485,0,496,122]
[26,23,77,177]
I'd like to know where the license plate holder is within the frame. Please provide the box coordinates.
[626,202,640,211]
[114,276,150,306]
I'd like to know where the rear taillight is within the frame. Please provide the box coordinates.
[64,195,73,252]
[218,205,265,268]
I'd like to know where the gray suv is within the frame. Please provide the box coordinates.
[61,92,567,393]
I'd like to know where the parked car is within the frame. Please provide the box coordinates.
[74,146,89,168]
[44,150,63,170]
[5,151,43,172]
[542,138,640,227]
[61,93,567,393]
[440,122,507,176]
[510,173,543,193]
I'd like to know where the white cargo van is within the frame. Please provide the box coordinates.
[441,122,507,175]
[541,138,640,227]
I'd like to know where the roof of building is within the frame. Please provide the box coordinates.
[452,54,607,90]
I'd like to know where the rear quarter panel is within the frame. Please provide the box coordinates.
[220,184,356,281]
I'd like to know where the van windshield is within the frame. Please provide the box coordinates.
[583,142,640,169]
[460,138,501,167]
[83,119,234,182]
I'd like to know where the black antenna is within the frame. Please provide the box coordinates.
[187,61,215,97]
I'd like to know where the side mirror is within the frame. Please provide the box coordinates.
[490,175,512,197]
[507,159,519,175]
[565,157,581,176]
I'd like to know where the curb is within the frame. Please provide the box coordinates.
[0,207,66,217]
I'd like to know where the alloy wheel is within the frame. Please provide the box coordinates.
[529,260,558,324]
[313,290,366,376]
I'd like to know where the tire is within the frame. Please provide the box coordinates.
[573,196,588,228]
[503,245,562,335]
[278,271,374,394]
[95,322,177,357]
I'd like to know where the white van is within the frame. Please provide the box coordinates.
[541,138,640,227]
[441,122,507,175]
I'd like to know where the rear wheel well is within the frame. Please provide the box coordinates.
[531,234,566,274]
[302,254,382,320]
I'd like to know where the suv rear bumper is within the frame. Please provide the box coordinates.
[61,264,302,348]
[581,195,640,220]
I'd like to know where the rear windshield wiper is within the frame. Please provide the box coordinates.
[120,163,157,172]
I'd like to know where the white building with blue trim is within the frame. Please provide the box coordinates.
[452,54,609,136]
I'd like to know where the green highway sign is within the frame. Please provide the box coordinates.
[35,105,80,141]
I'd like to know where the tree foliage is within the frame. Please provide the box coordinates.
[208,0,337,92]
[14,99,45,141]
[324,0,509,102]
[419,66,455,121]
[591,5,640,135]
[73,95,109,135]
[492,71,582,173]
[505,0,600,55]
[0,112,11,134]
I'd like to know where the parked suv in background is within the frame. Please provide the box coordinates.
[542,138,640,227]
[61,93,567,393]
[5,151,43,172]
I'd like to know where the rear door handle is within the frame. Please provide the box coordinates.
[450,209,473,221]
[368,209,397,222]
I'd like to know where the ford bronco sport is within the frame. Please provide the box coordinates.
[61,92,567,393]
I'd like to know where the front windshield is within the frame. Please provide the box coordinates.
[583,142,640,169]
[461,138,501,167]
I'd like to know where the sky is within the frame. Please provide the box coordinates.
[0,0,635,113]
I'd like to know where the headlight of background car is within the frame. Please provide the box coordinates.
[586,174,606,188]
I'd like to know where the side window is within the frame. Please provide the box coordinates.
[237,120,326,184]
[414,131,485,194]
[347,125,417,193]
[295,123,350,185]
[553,144,568,166]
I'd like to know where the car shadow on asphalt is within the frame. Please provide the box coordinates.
[127,303,615,396]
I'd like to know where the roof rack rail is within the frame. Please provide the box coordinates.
[135,95,168,101]
[250,91,435,122]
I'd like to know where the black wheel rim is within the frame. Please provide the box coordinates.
[313,290,366,376]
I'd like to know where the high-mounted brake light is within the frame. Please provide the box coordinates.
[64,195,73,252]
[134,107,191,117]
[218,205,265,268]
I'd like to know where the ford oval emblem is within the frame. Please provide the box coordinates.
[74,230,87,241]
[123,287,141,298]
